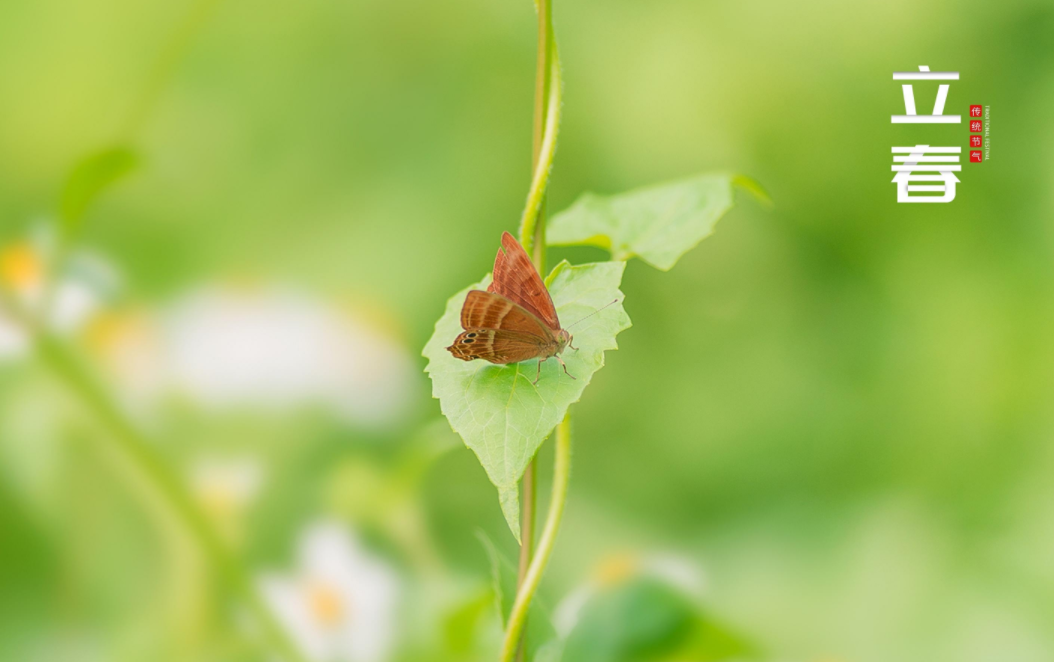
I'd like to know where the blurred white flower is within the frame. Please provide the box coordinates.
[91,285,416,429]
[0,225,118,362]
[50,251,119,333]
[0,313,30,360]
[166,286,415,427]
[89,308,166,399]
[553,551,707,638]
[259,521,400,662]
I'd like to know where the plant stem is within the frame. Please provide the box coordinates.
[500,413,572,662]
[36,334,309,662]
[515,459,535,662]
[528,0,552,269]
[518,1,561,261]
[516,2,559,659]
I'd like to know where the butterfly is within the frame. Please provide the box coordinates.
[447,232,576,385]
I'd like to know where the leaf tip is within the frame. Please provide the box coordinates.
[732,174,773,208]
[498,485,522,544]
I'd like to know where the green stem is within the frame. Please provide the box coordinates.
[516,2,558,659]
[36,335,308,662]
[518,34,561,260]
[514,458,535,662]
[500,413,572,662]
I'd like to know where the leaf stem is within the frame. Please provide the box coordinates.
[36,335,308,662]
[500,413,572,662]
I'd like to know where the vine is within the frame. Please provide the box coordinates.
[421,1,763,658]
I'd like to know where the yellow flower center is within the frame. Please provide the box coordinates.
[0,242,43,294]
[306,583,346,628]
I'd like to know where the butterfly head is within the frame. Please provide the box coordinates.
[555,328,572,354]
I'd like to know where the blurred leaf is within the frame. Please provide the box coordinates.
[562,577,695,662]
[423,261,630,540]
[534,639,565,662]
[443,587,495,654]
[547,173,768,271]
[676,614,759,661]
[59,147,139,237]
[561,576,760,662]
[475,532,559,658]
[476,530,516,625]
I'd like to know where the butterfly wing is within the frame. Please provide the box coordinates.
[459,289,554,339]
[448,289,556,364]
[447,329,551,364]
[489,231,561,331]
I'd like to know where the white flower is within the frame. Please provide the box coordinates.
[89,308,166,400]
[163,286,415,428]
[0,226,118,362]
[90,285,417,428]
[259,521,400,662]
[553,551,707,638]
[0,313,30,360]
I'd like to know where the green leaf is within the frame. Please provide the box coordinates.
[59,147,139,237]
[561,577,760,662]
[423,261,631,540]
[677,614,759,661]
[533,640,564,662]
[561,578,695,662]
[476,530,516,626]
[547,173,768,271]
[476,531,560,655]
[442,587,494,654]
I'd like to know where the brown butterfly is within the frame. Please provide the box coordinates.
[447,232,576,385]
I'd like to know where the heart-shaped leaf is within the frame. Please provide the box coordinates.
[424,261,630,540]
[547,173,768,271]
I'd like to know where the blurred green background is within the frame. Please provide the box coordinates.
[1,0,1053,661]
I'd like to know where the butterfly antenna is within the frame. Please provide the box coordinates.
[565,299,620,329]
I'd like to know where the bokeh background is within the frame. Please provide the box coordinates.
[1,0,1053,661]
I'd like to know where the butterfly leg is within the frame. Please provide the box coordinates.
[557,356,576,380]
[532,358,544,386]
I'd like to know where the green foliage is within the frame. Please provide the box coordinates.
[547,173,768,270]
[562,578,694,662]
[561,577,757,662]
[442,588,495,654]
[475,529,559,657]
[59,147,138,238]
[477,530,516,625]
[423,261,630,540]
